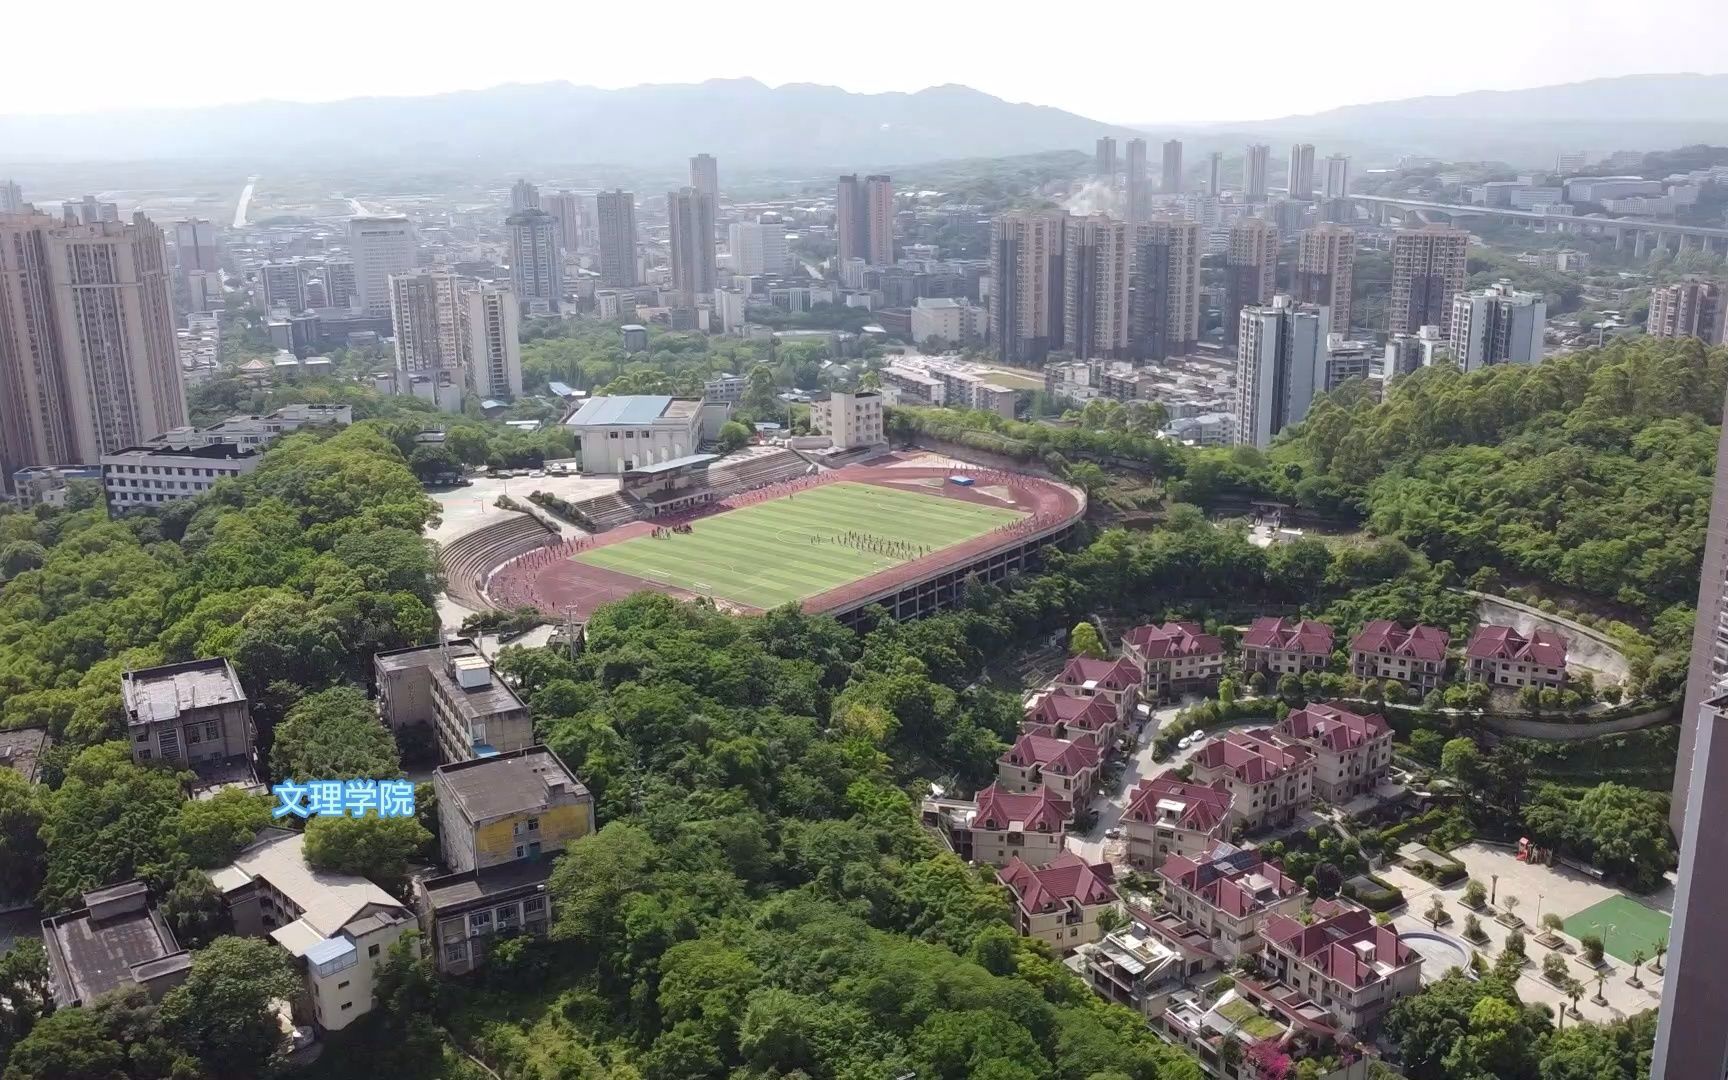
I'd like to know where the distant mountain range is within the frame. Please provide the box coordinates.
[1184,74,1728,165]
[0,79,1143,168]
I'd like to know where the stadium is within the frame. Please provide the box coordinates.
[469,453,1085,626]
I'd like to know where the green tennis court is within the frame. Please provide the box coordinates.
[574,480,1024,609]
[1563,895,1670,963]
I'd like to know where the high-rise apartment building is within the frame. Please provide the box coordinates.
[1245,145,1271,202]
[0,212,187,486]
[1655,381,1728,1079]
[665,187,717,302]
[1287,144,1316,199]
[1095,137,1118,180]
[1161,139,1183,194]
[1295,225,1355,332]
[1126,139,1149,222]
[1649,277,1725,344]
[510,179,540,214]
[728,221,788,276]
[1061,216,1131,360]
[1129,218,1203,361]
[1235,296,1327,449]
[595,190,638,288]
[689,154,718,205]
[173,219,220,313]
[1449,282,1545,370]
[988,210,1066,366]
[349,216,416,317]
[1208,152,1224,197]
[1224,219,1278,347]
[1389,226,1468,336]
[465,284,522,400]
[506,209,562,315]
[1322,154,1351,199]
[259,261,306,312]
[836,174,894,268]
[543,191,583,252]
[323,259,357,310]
[389,270,466,411]
[66,195,119,225]
[0,180,21,213]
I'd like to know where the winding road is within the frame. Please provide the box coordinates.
[231,176,257,228]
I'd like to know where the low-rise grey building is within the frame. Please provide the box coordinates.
[122,657,255,770]
[374,641,532,763]
[42,881,190,1009]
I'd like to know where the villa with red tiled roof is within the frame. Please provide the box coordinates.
[1024,689,1123,750]
[1158,844,1306,959]
[1260,904,1424,1033]
[1188,730,1315,830]
[921,783,1073,868]
[1465,625,1569,689]
[1348,620,1450,694]
[1122,621,1226,701]
[1241,617,1336,677]
[1276,702,1393,802]
[1053,655,1141,722]
[1123,772,1235,868]
[999,851,1118,952]
[998,732,1102,799]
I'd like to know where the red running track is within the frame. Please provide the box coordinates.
[485,461,1083,620]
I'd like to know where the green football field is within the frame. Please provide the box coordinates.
[573,480,1025,609]
[1563,895,1670,964]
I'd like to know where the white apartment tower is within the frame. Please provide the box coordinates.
[1287,144,1316,199]
[595,190,638,289]
[507,209,562,315]
[543,191,583,252]
[1245,145,1271,201]
[729,221,788,276]
[510,179,540,214]
[1126,138,1149,222]
[1236,296,1328,450]
[1390,226,1469,336]
[1449,282,1545,370]
[1224,219,1278,347]
[689,154,719,205]
[665,187,717,303]
[989,210,1067,367]
[389,270,466,411]
[350,216,416,317]
[1322,154,1351,200]
[259,262,305,313]
[0,212,188,486]
[1062,216,1131,361]
[1161,139,1183,194]
[465,284,522,400]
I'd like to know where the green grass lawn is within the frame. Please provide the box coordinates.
[574,480,1024,609]
[1563,895,1670,963]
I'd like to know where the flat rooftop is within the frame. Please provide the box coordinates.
[0,727,51,783]
[122,658,247,726]
[436,745,587,823]
[375,639,479,675]
[42,890,186,1007]
[567,395,698,427]
[421,858,553,913]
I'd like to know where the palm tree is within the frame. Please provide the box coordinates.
[1566,977,1585,1019]
[1654,936,1667,974]
[1504,895,1520,923]
[1426,895,1446,929]
[1594,971,1607,1005]
[1629,949,1646,988]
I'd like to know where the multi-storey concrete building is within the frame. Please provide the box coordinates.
[1207,152,1223,197]
[1130,218,1202,361]
[1063,215,1131,360]
[1390,226,1468,336]
[389,270,467,411]
[1123,772,1234,868]
[373,641,533,764]
[1260,905,1423,1033]
[1095,137,1118,180]
[1235,296,1327,449]
[465,283,522,400]
[42,881,189,1008]
[1277,703,1392,802]
[1188,730,1315,831]
[543,190,583,252]
[509,179,540,214]
[1161,139,1184,194]
[1322,154,1351,199]
[563,394,705,473]
[1286,144,1316,199]
[323,258,357,309]
[808,389,884,448]
[1224,219,1278,347]
[836,174,895,268]
[349,216,416,318]
[507,209,562,315]
[728,221,788,276]
[0,179,22,213]
[689,153,719,205]
[665,187,717,304]
[102,442,261,511]
[1126,138,1150,221]
[1244,144,1271,201]
[259,261,306,312]
[122,657,254,770]
[1295,225,1355,331]
[1158,843,1305,959]
[989,210,1067,366]
[1349,620,1450,693]
[173,218,221,313]
[419,746,594,974]
[1241,617,1336,676]
[1648,276,1724,344]
[1000,851,1118,953]
[595,190,639,288]
[1464,625,1569,689]
[1122,621,1226,699]
[1449,282,1545,370]
[0,212,187,489]
[923,783,1072,868]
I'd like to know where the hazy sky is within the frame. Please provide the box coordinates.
[7,0,1724,123]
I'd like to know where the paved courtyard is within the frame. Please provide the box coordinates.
[1384,841,1670,1024]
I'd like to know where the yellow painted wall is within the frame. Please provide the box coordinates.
[473,801,594,863]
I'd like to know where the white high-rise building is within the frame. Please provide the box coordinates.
[465,284,522,400]
[0,212,187,486]
[1245,145,1271,201]
[510,179,540,214]
[728,221,788,276]
[259,261,306,312]
[350,216,416,317]
[389,270,466,411]
[543,191,583,252]
[1322,155,1351,199]
[1287,144,1316,199]
[0,179,22,213]
[1449,282,1545,370]
[666,187,717,303]
[506,209,562,315]
[689,154,719,205]
[174,219,221,313]
[595,190,638,288]
[1235,296,1328,449]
